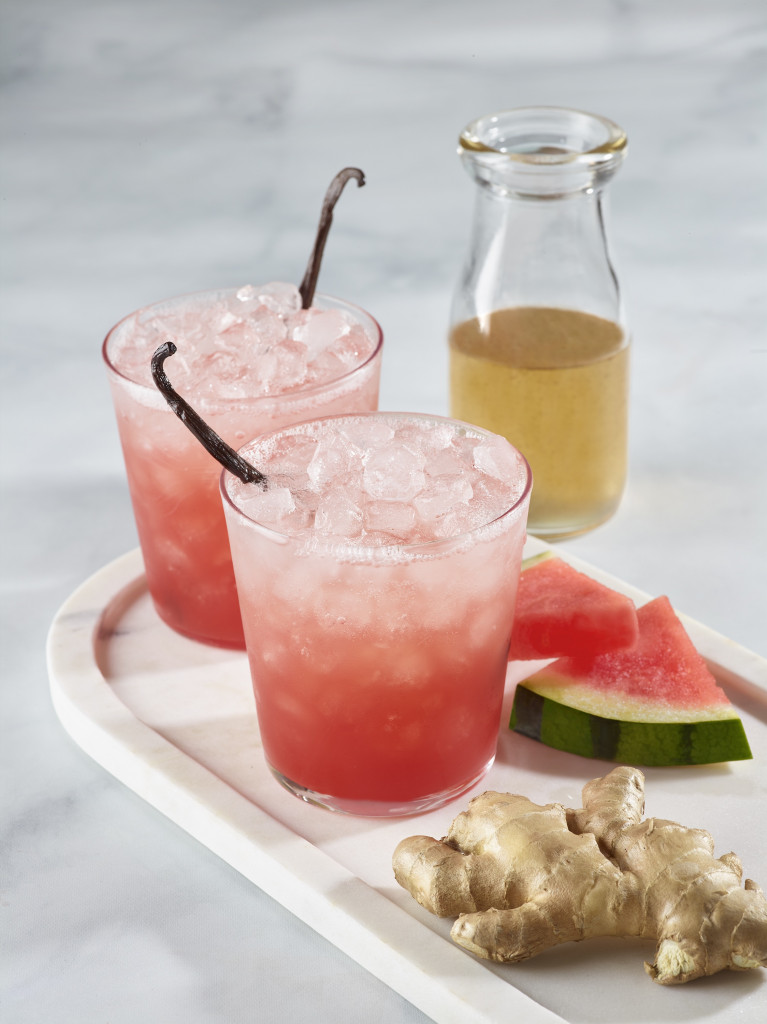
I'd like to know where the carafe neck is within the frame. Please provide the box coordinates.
[452,107,628,327]
[454,185,623,324]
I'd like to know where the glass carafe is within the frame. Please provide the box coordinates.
[449,106,629,540]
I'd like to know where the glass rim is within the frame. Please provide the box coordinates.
[459,105,627,164]
[220,411,533,561]
[102,287,384,408]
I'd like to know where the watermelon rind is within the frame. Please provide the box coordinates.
[510,684,753,766]
[520,673,740,723]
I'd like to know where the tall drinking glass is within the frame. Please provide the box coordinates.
[104,285,383,649]
[221,412,532,817]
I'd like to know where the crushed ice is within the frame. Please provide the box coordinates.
[113,282,375,395]
[232,416,523,548]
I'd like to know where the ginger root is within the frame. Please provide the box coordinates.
[392,766,767,984]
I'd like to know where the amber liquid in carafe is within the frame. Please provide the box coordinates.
[450,306,629,539]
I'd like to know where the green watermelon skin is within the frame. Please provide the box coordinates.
[509,552,639,661]
[510,595,753,766]
[510,684,753,766]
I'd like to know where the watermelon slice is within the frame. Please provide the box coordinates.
[510,595,752,766]
[509,551,639,660]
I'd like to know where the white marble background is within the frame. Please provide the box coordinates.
[2,1,766,1021]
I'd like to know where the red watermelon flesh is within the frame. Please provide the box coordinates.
[531,595,730,713]
[510,595,750,765]
[509,553,639,661]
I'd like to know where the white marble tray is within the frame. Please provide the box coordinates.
[46,540,767,1024]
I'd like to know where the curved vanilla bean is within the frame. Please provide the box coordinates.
[299,167,366,308]
[151,341,267,488]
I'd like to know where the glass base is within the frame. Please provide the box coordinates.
[269,756,496,818]
[528,506,620,542]
[152,601,247,650]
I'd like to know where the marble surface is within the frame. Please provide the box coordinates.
[2,1,766,1021]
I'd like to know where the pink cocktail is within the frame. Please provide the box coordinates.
[221,412,532,816]
[104,284,383,648]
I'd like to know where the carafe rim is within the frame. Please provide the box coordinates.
[459,106,627,166]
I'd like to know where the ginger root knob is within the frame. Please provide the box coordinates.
[392,767,767,984]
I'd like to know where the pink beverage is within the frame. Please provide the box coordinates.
[103,284,383,648]
[221,412,532,816]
